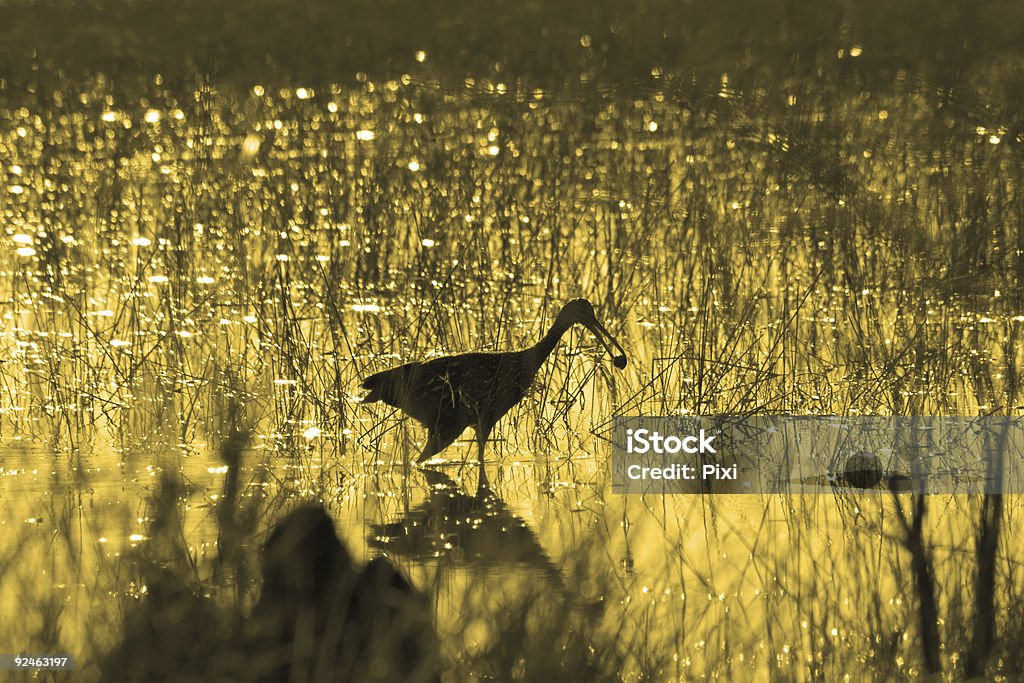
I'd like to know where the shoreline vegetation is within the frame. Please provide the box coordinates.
[2,0,1024,680]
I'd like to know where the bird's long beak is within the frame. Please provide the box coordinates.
[586,318,628,369]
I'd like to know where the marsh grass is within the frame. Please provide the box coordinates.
[2,3,1024,679]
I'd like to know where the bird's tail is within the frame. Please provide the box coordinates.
[360,370,389,403]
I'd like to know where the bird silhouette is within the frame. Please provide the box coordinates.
[361,298,627,465]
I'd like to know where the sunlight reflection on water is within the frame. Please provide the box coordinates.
[1,50,1023,677]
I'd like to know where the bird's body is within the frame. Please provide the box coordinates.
[361,299,626,464]
[363,348,546,462]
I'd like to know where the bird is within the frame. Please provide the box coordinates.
[360,298,627,466]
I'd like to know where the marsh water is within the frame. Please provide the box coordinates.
[3,2,1024,680]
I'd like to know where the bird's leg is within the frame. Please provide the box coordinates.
[416,423,462,463]
[475,427,490,491]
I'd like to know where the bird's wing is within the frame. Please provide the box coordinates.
[361,353,512,426]
[416,354,505,404]
[416,356,472,400]
[360,362,420,402]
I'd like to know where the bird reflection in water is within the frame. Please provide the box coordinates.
[369,468,604,617]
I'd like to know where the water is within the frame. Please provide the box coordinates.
[3,2,1024,680]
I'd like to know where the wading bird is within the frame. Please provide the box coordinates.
[361,298,627,465]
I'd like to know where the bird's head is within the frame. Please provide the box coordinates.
[557,298,628,369]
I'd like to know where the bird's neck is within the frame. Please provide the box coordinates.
[525,319,570,374]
